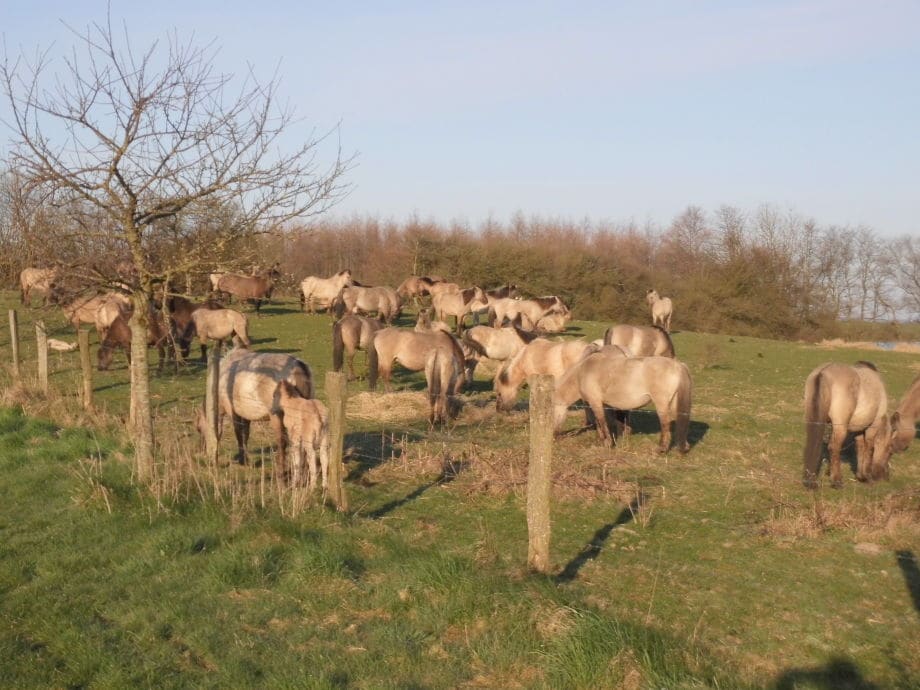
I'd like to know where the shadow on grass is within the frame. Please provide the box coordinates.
[896,550,920,616]
[343,429,424,482]
[555,495,644,584]
[366,455,467,519]
[773,657,879,689]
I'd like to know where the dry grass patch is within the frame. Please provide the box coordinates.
[817,338,920,354]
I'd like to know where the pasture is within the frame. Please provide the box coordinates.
[0,289,918,689]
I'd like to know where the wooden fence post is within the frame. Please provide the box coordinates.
[35,320,49,394]
[527,374,554,574]
[325,371,349,512]
[9,310,20,378]
[78,330,93,410]
[204,341,221,465]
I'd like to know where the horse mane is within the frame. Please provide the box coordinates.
[512,325,539,344]
[652,325,675,357]
[532,296,559,309]
[460,287,476,305]
[855,360,878,371]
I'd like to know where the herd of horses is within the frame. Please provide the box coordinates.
[16,264,920,492]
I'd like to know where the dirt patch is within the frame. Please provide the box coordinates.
[817,338,920,354]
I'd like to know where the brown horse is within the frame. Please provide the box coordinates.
[494,338,598,412]
[166,295,221,360]
[216,264,280,315]
[97,309,169,371]
[603,324,675,357]
[646,289,673,332]
[332,314,385,380]
[278,380,330,491]
[890,373,920,454]
[203,347,314,473]
[19,267,59,307]
[367,328,466,396]
[301,269,354,313]
[803,361,892,489]
[332,285,401,324]
[191,308,251,362]
[553,350,691,452]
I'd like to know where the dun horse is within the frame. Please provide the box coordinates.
[301,269,353,313]
[646,289,673,332]
[367,328,466,397]
[97,310,169,371]
[191,308,251,362]
[489,296,569,329]
[431,286,488,333]
[332,314,385,380]
[332,285,401,324]
[603,324,675,357]
[803,361,891,489]
[278,380,330,491]
[553,350,692,452]
[425,346,464,425]
[462,324,538,364]
[200,347,314,474]
[890,373,920,454]
[494,338,598,412]
[19,267,59,307]
[216,264,280,315]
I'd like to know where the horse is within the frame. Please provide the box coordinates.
[470,284,519,325]
[166,295,221,360]
[535,311,571,334]
[462,324,538,364]
[425,346,464,425]
[603,324,675,357]
[890,373,920,454]
[414,308,452,334]
[332,314,385,380]
[431,286,489,334]
[332,285,401,324]
[489,296,569,329]
[367,328,466,397]
[199,347,314,474]
[190,308,251,362]
[93,293,133,337]
[63,293,130,333]
[396,275,444,308]
[803,361,892,489]
[301,269,354,314]
[494,338,599,412]
[553,350,691,451]
[426,280,461,298]
[278,380,330,491]
[646,289,673,332]
[19,267,59,307]
[97,309,169,372]
[216,264,280,315]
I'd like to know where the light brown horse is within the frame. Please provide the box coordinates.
[432,286,489,334]
[415,308,452,334]
[396,275,445,308]
[301,269,354,313]
[646,289,673,332]
[190,308,251,362]
[203,347,314,473]
[333,285,401,324]
[489,296,569,329]
[97,309,169,372]
[494,338,599,412]
[166,295,222,360]
[603,324,675,357]
[19,267,59,307]
[462,324,538,364]
[890,373,920,454]
[803,361,892,489]
[63,293,130,333]
[367,328,466,396]
[425,346,464,426]
[553,350,692,452]
[278,380,330,491]
[535,311,572,334]
[332,314,385,380]
[216,264,280,315]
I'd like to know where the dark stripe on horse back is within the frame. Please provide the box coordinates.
[461,288,474,304]
[225,353,310,415]
[855,360,877,371]
[532,296,557,309]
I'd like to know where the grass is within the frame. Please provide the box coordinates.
[0,290,918,688]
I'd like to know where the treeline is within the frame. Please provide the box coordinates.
[275,206,919,340]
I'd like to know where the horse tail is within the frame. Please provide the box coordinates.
[656,326,675,357]
[803,368,830,488]
[332,319,345,372]
[674,365,692,453]
[367,332,380,391]
[462,330,488,358]
[237,314,252,348]
[332,293,346,320]
[487,306,497,328]
[425,349,442,424]
[299,289,306,312]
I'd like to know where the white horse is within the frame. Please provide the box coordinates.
[301,270,354,314]
[646,290,673,332]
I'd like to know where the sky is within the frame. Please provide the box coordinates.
[2,1,919,235]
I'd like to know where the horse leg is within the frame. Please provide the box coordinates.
[231,414,249,465]
[347,350,357,381]
[270,413,287,482]
[828,425,847,488]
[590,401,612,447]
[855,432,869,481]
[657,411,672,453]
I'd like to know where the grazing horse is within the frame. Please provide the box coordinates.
[803,361,892,489]
[646,289,673,332]
[332,314,385,380]
[890,373,920,454]
[603,324,675,357]
[301,269,354,313]
[202,348,314,475]
[216,264,280,315]
[462,325,538,364]
[190,308,251,362]
[97,309,169,372]
[425,346,464,425]
[367,328,466,396]
[333,285,401,324]
[166,296,222,360]
[432,286,489,334]
[19,267,59,307]
[494,338,599,412]
[489,296,569,329]
[553,351,692,452]
[93,294,133,337]
[278,380,330,491]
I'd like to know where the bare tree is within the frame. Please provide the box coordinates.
[889,235,920,318]
[2,16,351,478]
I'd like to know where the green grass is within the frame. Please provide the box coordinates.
[0,291,918,688]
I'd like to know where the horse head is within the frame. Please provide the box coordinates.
[889,411,915,454]
[494,357,523,412]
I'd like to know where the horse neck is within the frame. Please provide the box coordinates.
[897,374,920,421]
[554,366,582,407]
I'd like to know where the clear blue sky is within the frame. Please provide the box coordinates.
[3,1,919,235]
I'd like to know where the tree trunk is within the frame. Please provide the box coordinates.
[130,292,155,481]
